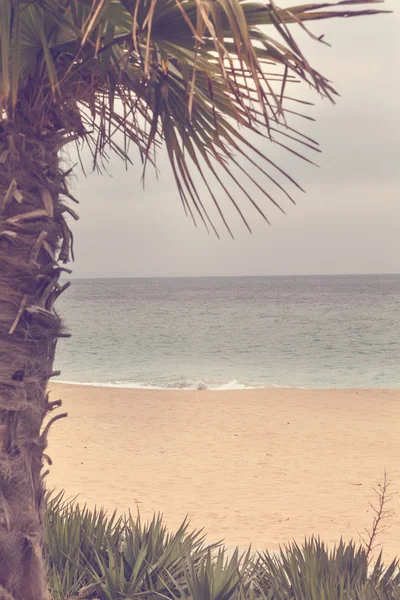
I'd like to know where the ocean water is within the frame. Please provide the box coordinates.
[55,275,400,389]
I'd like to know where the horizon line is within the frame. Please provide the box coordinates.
[67,272,400,280]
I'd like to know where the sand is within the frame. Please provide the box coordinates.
[47,384,400,560]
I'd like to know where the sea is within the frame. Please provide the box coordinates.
[55,274,400,390]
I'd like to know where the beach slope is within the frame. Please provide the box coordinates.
[48,385,400,559]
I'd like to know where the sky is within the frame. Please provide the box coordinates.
[67,0,399,278]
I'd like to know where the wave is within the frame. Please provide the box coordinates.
[54,378,272,391]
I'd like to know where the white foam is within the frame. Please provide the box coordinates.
[55,378,267,391]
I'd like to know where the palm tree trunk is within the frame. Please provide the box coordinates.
[0,125,73,599]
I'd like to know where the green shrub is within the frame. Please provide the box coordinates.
[44,494,399,600]
[45,492,123,599]
[253,539,400,600]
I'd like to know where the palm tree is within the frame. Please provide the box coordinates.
[0,0,387,597]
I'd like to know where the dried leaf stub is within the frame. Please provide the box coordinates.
[0,179,24,211]
[41,189,54,218]
[13,188,23,204]
[0,150,9,164]
[6,209,48,225]
[0,231,17,241]
[8,295,29,336]
[42,241,55,260]
[1,179,17,212]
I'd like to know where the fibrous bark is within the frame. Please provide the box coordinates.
[0,123,73,599]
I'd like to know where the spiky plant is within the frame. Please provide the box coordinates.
[0,0,388,597]
[43,496,400,599]
[253,538,400,599]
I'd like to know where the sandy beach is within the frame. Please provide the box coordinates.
[47,384,400,560]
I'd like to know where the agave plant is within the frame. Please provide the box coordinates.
[46,496,220,600]
[43,497,400,599]
[45,492,123,599]
[87,512,214,599]
[180,547,254,600]
[0,0,388,597]
[253,537,400,600]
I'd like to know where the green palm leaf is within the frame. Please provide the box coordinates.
[0,0,388,234]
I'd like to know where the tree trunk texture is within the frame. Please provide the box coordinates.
[0,124,73,599]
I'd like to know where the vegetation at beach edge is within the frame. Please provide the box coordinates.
[45,492,400,600]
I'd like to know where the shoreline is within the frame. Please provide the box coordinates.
[54,380,399,392]
[47,384,400,560]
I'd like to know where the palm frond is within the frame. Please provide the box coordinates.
[0,0,389,234]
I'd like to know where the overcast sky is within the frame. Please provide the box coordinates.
[68,0,399,278]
